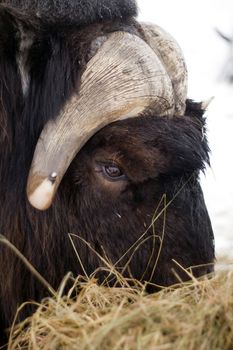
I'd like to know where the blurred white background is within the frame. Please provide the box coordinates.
[137,0,233,258]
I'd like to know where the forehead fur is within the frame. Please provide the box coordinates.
[0,0,138,25]
[77,106,209,183]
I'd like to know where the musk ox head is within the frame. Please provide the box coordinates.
[23,21,214,286]
[0,1,214,340]
[27,23,188,210]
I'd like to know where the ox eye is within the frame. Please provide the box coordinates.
[102,164,125,180]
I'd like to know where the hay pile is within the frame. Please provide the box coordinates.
[7,263,233,350]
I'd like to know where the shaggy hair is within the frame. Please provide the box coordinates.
[0,0,138,25]
[0,1,214,344]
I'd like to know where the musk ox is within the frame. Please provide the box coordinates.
[0,0,214,342]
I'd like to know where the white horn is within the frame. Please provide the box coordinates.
[140,23,188,117]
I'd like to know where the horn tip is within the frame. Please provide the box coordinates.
[27,176,56,211]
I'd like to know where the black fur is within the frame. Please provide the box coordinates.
[0,0,137,26]
[0,2,214,344]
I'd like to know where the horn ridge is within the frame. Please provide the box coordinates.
[27,30,181,210]
[139,23,188,117]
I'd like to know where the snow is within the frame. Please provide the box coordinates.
[137,0,233,258]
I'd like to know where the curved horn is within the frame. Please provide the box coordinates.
[27,31,179,210]
[140,23,188,117]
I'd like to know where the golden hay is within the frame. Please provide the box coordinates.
[7,263,233,350]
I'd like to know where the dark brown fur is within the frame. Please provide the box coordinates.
[0,1,214,344]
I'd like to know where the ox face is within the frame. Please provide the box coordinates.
[54,104,214,287]
[0,104,215,340]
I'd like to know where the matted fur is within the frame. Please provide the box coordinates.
[0,0,137,25]
[0,1,214,344]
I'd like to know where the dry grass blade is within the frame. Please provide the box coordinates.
[8,265,233,350]
[0,235,56,298]
[1,185,229,350]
